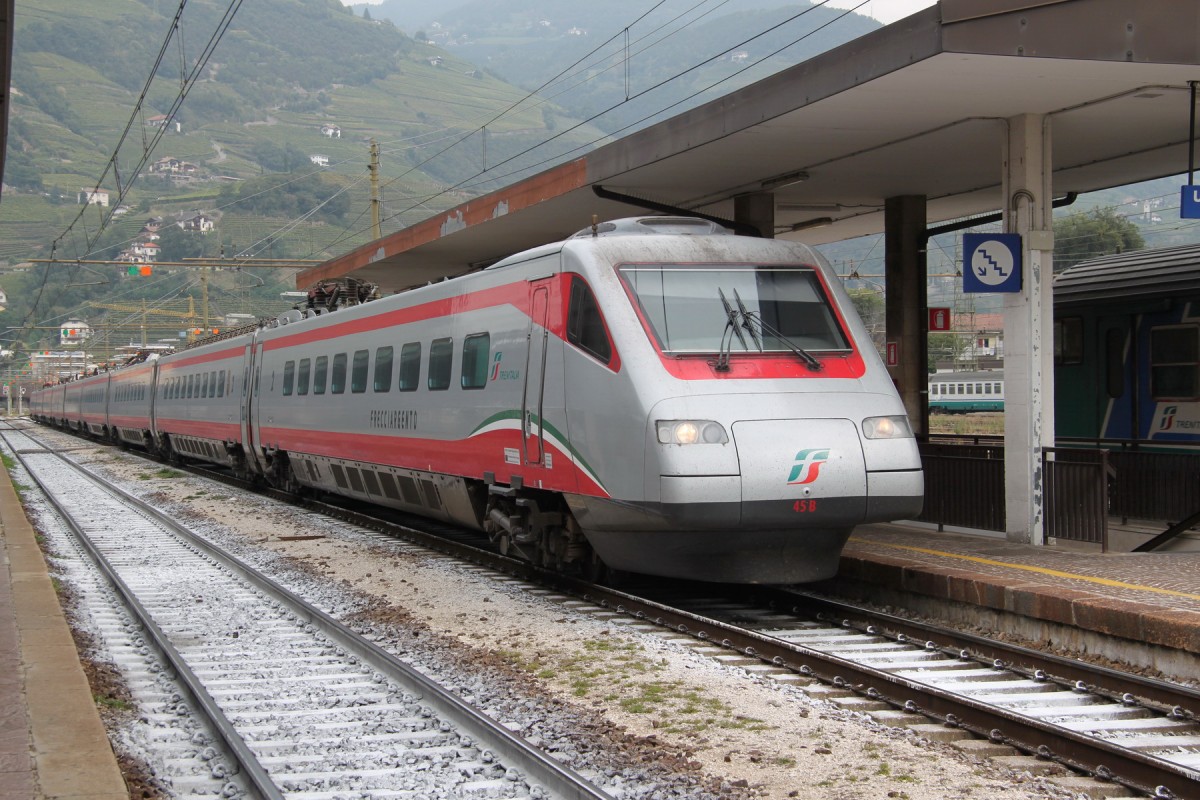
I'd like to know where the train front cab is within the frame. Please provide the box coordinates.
[557,224,924,584]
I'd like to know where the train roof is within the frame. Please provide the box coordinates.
[928,370,1003,383]
[1054,243,1200,307]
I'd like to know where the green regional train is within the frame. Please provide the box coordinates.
[928,243,1200,442]
[1054,243,1200,443]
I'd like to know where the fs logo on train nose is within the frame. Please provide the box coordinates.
[1160,405,1178,431]
[787,448,830,485]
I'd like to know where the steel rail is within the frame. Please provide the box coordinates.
[774,587,1200,718]
[22,421,1199,798]
[0,431,283,800]
[10,427,614,800]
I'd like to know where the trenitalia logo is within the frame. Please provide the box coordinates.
[1160,405,1178,431]
[490,352,520,381]
[787,448,830,485]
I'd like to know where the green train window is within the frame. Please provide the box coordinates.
[313,356,328,395]
[374,346,393,392]
[399,343,421,391]
[428,338,453,391]
[1150,325,1200,400]
[331,353,347,394]
[297,359,310,396]
[351,349,370,393]
[1055,317,1084,365]
[461,334,490,390]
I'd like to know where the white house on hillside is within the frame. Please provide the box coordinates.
[78,188,110,206]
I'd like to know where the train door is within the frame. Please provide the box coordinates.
[241,336,268,476]
[1096,313,1136,439]
[522,280,552,465]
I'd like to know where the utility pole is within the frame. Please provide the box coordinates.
[202,265,210,336]
[369,139,382,240]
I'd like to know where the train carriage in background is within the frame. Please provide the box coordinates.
[76,371,111,437]
[107,360,156,448]
[31,217,924,585]
[30,381,66,426]
[1054,243,1200,444]
[927,371,1004,414]
[153,336,247,470]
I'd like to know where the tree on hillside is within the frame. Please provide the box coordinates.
[1053,207,1145,272]
[4,151,43,191]
[251,141,312,174]
[157,225,208,263]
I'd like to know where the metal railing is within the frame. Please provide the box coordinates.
[1042,447,1109,548]
[918,438,1110,549]
[919,436,1200,550]
[1056,438,1200,524]
[917,440,1005,533]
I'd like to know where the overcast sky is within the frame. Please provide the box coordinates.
[826,0,936,24]
[345,0,940,26]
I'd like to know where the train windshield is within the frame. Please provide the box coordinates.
[619,264,849,355]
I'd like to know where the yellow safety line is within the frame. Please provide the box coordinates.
[849,538,1200,603]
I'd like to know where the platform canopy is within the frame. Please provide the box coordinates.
[299,0,1200,293]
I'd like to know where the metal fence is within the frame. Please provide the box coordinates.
[1058,439,1200,523]
[1042,447,1109,547]
[917,438,1111,549]
[917,440,1005,533]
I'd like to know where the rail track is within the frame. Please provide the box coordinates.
[1,424,612,800]
[15,419,1200,798]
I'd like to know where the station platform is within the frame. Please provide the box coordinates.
[830,522,1200,669]
[0,465,126,799]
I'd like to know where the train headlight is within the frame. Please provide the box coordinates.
[656,420,728,445]
[862,415,914,439]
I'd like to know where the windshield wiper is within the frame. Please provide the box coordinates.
[713,287,748,372]
[732,288,764,352]
[733,288,823,372]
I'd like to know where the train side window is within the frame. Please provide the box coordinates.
[313,356,328,395]
[461,334,490,390]
[428,338,453,391]
[216,371,224,398]
[374,346,393,393]
[1105,328,1126,398]
[1150,325,1200,400]
[351,349,370,393]
[331,353,347,394]
[399,343,421,391]
[282,361,295,396]
[297,359,310,396]
[566,276,613,363]
[1055,317,1084,364]
[186,374,194,399]
[209,371,217,397]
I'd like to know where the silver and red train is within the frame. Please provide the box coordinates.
[31,217,922,583]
